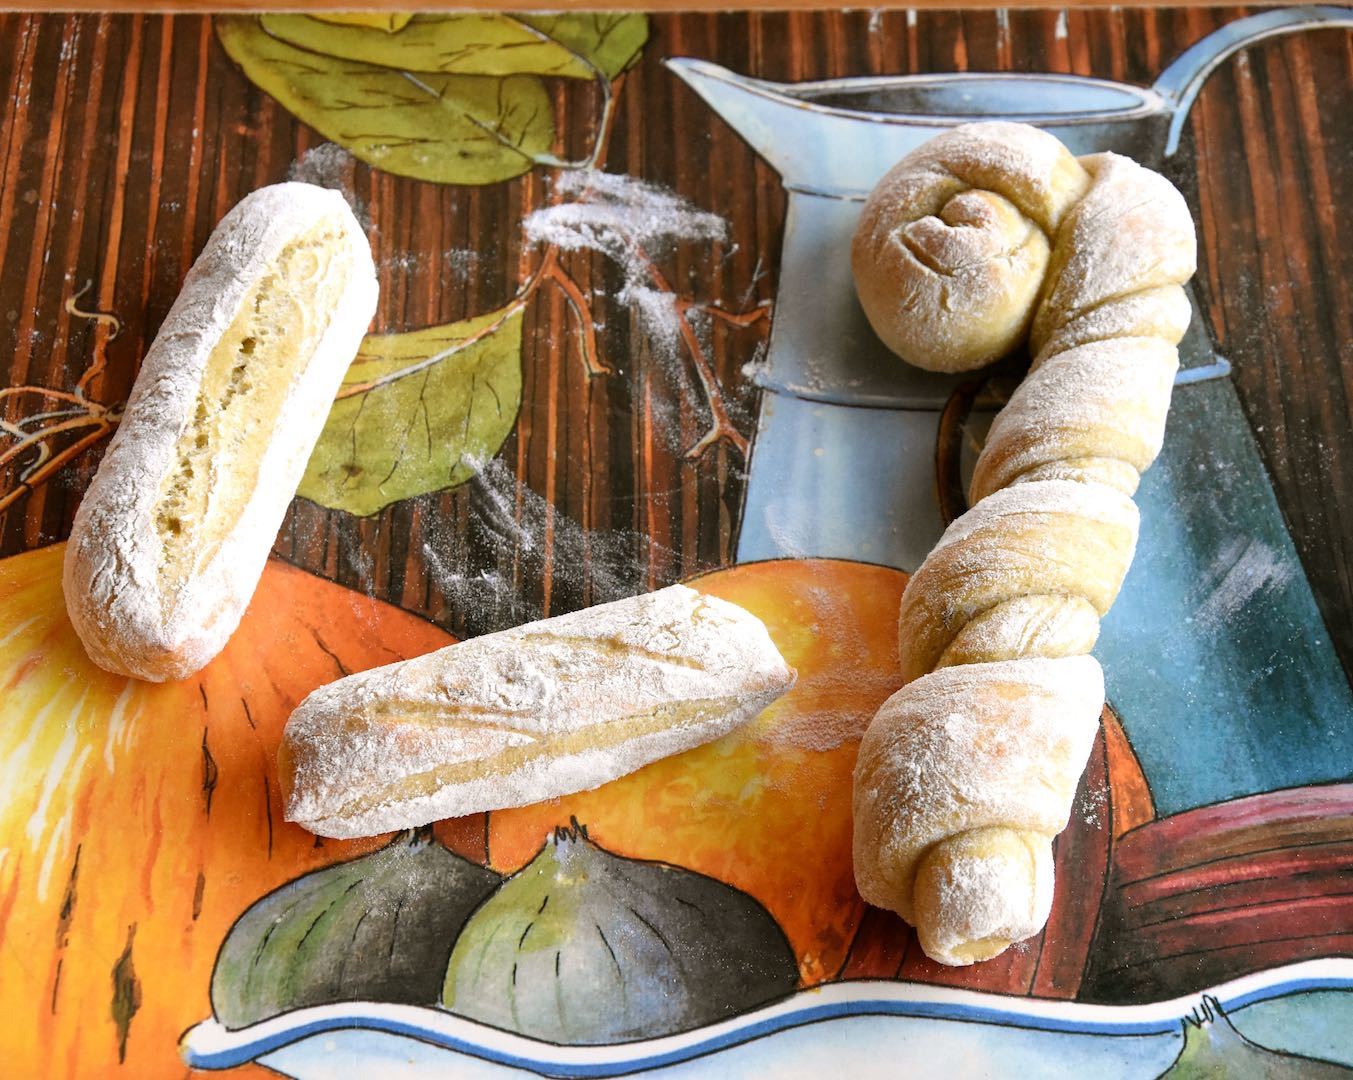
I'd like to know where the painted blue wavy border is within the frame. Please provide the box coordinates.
[181,958,1353,1076]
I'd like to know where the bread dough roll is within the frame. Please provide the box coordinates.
[281,584,797,839]
[896,478,1139,683]
[850,122,1090,373]
[969,338,1179,501]
[852,656,1103,965]
[63,182,377,681]
[851,122,1197,966]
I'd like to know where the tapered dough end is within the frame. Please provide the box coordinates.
[281,585,797,838]
[913,826,1055,966]
[852,654,1103,946]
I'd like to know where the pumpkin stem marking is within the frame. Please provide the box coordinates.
[110,923,141,1064]
[200,729,218,817]
[553,817,590,846]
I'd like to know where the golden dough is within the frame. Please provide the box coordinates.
[63,183,377,681]
[853,657,1104,966]
[281,585,796,839]
[851,122,1196,966]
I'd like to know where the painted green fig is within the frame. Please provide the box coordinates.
[211,829,500,1029]
[442,821,800,1043]
[1157,996,1353,1078]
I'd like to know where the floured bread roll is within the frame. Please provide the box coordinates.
[851,122,1194,377]
[63,183,377,682]
[853,656,1104,966]
[851,122,1197,966]
[896,479,1140,684]
[280,584,797,839]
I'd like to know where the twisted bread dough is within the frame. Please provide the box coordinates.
[854,656,1104,965]
[851,122,1196,965]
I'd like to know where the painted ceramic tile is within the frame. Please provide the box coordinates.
[0,8,1350,1078]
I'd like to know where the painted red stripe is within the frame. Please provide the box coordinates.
[1110,891,1353,962]
[1119,839,1353,910]
[1113,784,1353,886]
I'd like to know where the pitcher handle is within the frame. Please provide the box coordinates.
[1154,6,1353,158]
[934,381,981,526]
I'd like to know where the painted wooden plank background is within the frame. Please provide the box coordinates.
[5,1,1277,11]
[0,8,1348,683]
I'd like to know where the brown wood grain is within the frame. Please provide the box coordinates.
[0,8,1348,674]
[1084,782,1353,1001]
[1030,731,1112,998]
[1,1,1279,10]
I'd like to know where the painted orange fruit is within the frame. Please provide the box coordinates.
[0,543,460,1079]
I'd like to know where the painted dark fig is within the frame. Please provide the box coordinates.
[211,829,500,1029]
[442,820,800,1044]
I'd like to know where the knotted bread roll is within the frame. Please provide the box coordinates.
[851,122,1196,965]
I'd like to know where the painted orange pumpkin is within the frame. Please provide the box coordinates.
[0,543,460,1079]
[487,558,910,986]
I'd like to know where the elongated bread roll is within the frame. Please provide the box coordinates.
[280,584,797,839]
[63,183,377,682]
[851,122,1197,966]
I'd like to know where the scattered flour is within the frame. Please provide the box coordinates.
[740,340,770,383]
[421,456,682,636]
[1194,537,1293,628]
[524,170,727,365]
[378,248,479,281]
[760,498,813,560]
[288,143,369,228]
[444,248,479,279]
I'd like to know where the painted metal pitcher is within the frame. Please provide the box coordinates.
[667,6,1353,816]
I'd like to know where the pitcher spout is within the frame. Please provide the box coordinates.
[663,61,798,167]
[665,57,959,196]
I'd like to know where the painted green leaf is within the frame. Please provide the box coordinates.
[299,304,524,517]
[518,13,650,80]
[309,13,413,33]
[259,13,648,81]
[216,16,553,185]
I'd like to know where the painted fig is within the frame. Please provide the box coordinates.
[443,821,800,1043]
[1157,996,1353,1078]
[211,829,500,1028]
